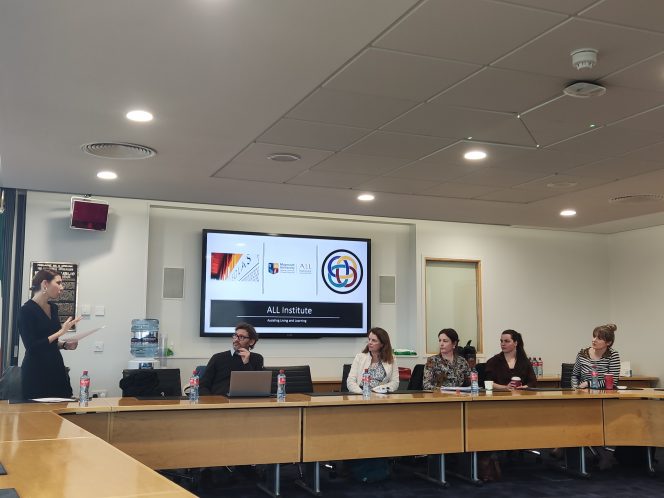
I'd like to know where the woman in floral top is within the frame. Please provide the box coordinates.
[423,328,470,390]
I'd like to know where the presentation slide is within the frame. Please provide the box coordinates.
[200,230,370,337]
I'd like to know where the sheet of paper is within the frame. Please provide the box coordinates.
[62,325,105,342]
[440,386,472,392]
[31,398,75,402]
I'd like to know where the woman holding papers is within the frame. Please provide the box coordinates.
[347,327,400,394]
[19,269,82,399]
[485,329,537,389]
[571,323,620,389]
[423,328,470,390]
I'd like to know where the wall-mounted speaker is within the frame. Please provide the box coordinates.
[379,275,396,304]
[163,267,185,299]
[70,197,109,231]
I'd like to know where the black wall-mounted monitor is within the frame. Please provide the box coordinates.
[200,229,371,338]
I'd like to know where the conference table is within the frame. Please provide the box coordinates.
[3,388,664,496]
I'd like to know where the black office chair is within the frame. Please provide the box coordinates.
[561,363,575,388]
[475,362,486,388]
[340,363,351,393]
[264,365,313,394]
[0,366,23,400]
[407,364,425,390]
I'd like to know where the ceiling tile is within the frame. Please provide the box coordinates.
[214,161,309,183]
[423,141,531,168]
[287,88,417,129]
[490,147,598,173]
[324,48,479,101]
[617,141,664,162]
[454,167,546,187]
[421,182,500,198]
[495,19,664,79]
[565,156,664,180]
[258,118,371,151]
[385,104,535,145]
[385,160,476,182]
[499,0,598,14]
[604,53,664,93]
[374,0,566,64]
[286,170,373,189]
[549,125,664,157]
[344,131,453,159]
[359,176,437,194]
[227,142,333,169]
[431,67,567,113]
[613,105,664,133]
[476,188,559,203]
[514,173,612,191]
[312,153,410,175]
[522,86,664,128]
[581,0,664,33]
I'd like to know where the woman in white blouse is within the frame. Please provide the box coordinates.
[347,327,400,394]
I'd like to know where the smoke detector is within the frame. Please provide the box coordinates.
[563,81,606,98]
[571,48,598,70]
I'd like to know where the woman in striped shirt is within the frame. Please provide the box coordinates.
[571,323,620,389]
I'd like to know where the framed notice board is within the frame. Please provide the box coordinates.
[30,262,79,329]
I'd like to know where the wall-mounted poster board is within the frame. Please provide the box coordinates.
[30,262,78,329]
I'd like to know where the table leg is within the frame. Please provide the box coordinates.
[295,461,322,496]
[257,463,281,497]
[414,454,448,487]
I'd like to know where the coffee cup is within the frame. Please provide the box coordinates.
[484,380,494,391]
[511,376,522,388]
[604,373,614,390]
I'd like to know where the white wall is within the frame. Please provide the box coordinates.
[20,191,622,396]
[21,192,149,396]
[609,225,664,384]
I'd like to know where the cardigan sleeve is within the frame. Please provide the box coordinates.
[384,360,400,392]
[346,353,364,394]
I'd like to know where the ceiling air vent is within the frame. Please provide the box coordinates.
[81,142,156,160]
[609,194,664,204]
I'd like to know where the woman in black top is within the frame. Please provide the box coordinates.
[19,269,81,399]
[485,329,537,389]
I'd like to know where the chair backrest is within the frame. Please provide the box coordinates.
[120,368,182,397]
[561,363,575,388]
[0,366,23,400]
[475,362,486,388]
[407,364,425,390]
[194,365,207,377]
[264,365,313,394]
[340,363,351,393]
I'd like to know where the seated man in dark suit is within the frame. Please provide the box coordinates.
[199,322,264,395]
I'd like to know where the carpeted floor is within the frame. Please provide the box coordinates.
[170,450,664,497]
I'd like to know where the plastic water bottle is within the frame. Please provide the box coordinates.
[538,357,544,377]
[362,369,371,399]
[590,366,599,390]
[533,358,540,378]
[189,370,199,403]
[79,370,90,406]
[277,369,287,401]
[470,368,479,394]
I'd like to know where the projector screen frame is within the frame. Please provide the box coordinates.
[200,229,371,339]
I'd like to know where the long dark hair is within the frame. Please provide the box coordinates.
[362,327,394,364]
[501,329,529,363]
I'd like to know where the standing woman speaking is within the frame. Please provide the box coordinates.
[19,269,82,399]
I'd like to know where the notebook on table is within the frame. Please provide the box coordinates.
[227,370,273,398]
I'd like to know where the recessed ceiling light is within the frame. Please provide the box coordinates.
[589,123,596,128]
[267,152,301,162]
[357,193,375,202]
[97,171,117,180]
[464,150,487,161]
[126,110,153,122]
[560,209,576,217]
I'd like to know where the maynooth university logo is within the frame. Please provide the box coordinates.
[322,250,363,294]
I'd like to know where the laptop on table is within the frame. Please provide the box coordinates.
[226,370,273,398]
